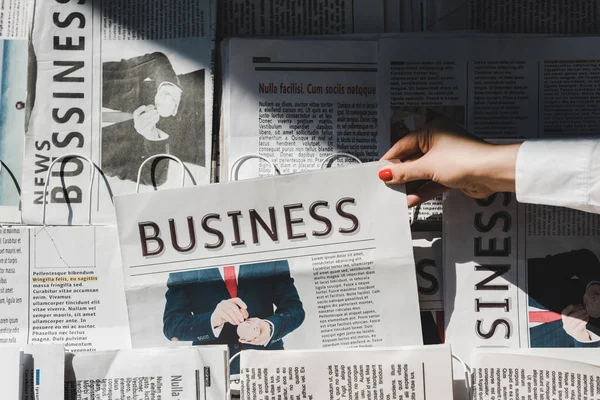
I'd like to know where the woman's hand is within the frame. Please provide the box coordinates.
[379,120,521,207]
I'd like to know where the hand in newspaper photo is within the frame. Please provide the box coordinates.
[561,305,591,342]
[162,260,305,374]
[101,52,205,185]
[528,249,600,347]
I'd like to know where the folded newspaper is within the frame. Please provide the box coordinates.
[0,346,23,400]
[22,344,65,400]
[114,162,423,375]
[64,346,229,400]
[444,189,600,362]
[471,350,600,400]
[22,0,216,225]
[239,345,454,400]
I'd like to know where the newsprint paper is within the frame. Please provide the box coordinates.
[0,225,131,352]
[471,351,600,400]
[240,345,453,400]
[220,38,382,181]
[219,0,387,37]
[23,0,216,225]
[114,162,423,375]
[0,0,33,39]
[444,190,600,363]
[64,346,229,400]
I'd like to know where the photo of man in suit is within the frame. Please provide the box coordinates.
[528,249,600,347]
[163,260,305,374]
[101,52,205,185]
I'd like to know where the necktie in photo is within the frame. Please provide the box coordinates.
[529,310,562,323]
[224,265,237,298]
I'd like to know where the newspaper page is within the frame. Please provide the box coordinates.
[64,346,229,400]
[0,0,33,39]
[379,35,600,224]
[414,231,444,345]
[114,163,423,376]
[425,0,600,33]
[239,345,453,400]
[220,38,382,181]
[0,346,22,399]
[22,0,216,225]
[219,0,386,37]
[473,348,600,366]
[414,231,443,312]
[444,189,600,365]
[22,344,64,400]
[471,352,600,400]
[0,38,28,224]
[0,225,131,352]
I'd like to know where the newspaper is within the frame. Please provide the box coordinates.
[22,0,216,225]
[414,231,444,345]
[0,225,131,352]
[220,38,382,181]
[0,346,22,399]
[444,189,600,364]
[0,0,33,39]
[64,346,229,400]
[239,345,453,400]
[0,38,28,224]
[219,0,387,37]
[378,35,600,223]
[471,352,600,400]
[424,0,600,33]
[414,231,443,312]
[114,163,423,376]
[22,344,65,400]
[473,348,600,366]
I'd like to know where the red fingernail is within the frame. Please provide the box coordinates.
[378,169,393,182]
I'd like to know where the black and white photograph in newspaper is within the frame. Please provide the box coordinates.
[101,41,207,188]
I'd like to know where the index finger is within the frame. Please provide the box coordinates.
[133,105,147,116]
[381,132,423,161]
[230,297,248,310]
[571,310,589,320]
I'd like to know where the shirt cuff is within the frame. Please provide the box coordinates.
[578,330,600,344]
[263,320,275,347]
[516,139,599,212]
[211,312,224,338]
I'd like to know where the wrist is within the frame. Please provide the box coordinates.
[477,143,521,194]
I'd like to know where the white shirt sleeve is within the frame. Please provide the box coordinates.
[212,318,224,338]
[516,139,600,214]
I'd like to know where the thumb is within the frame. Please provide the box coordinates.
[379,158,433,184]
